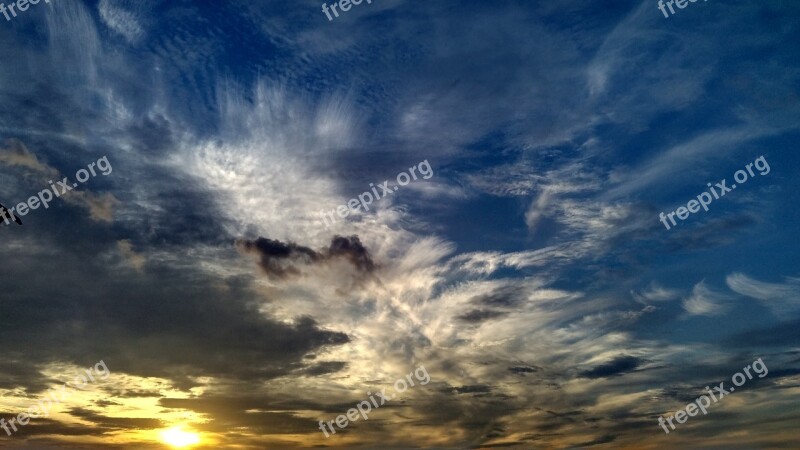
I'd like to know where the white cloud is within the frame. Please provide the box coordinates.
[98,0,145,44]
[682,281,731,316]
[631,282,679,304]
[726,273,800,314]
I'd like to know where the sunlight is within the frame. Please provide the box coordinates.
[159,427,201,448]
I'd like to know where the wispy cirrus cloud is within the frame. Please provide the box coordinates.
[726,273,800,314]
[682,281,732,316]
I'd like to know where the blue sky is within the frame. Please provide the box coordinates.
[0,0,799,448]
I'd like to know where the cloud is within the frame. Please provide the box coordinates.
[605,126,777,199]
[235,235,376,280]
[68,407,163,430]
[682,281,731,316]
[726,273,800,314]
[0,139,59,176]
[0,360,51,394]
[451,384,492,395]
[328,235,376,272]
[470,284,529,308]
[98,0,146,44]
[631,283,679,304]
[62,190,120,223]
[0,138,119,223]
[456,309,507,323]
[235,237,319,279]
[574,434,617,447]
[117,240,145,272]
[578,356,644,379]
[0,252,353,392]
[159,396,321,435]
[298,361,347,377]
[525,189,552,231]
[508,366,539,375]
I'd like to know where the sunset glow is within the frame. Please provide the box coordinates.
[159,427,200,448]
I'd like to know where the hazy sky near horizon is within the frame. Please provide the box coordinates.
[1,0,799,449]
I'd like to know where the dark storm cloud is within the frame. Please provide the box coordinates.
[0,243,351,392]
[299,361,347,376]
[328,235,375,272]
[0,361,51,394]
[106,389,163,398]
[508,366,540,374]
[235,237,319,279]
[470,285,527,308]
[236,235,376,279]
[68,408,163,430]
[476,441,538,448]
[450,385,492,394]
[578,356,644,379]
[407,382,552,446]
[93,400,121,408]
[652,385,707,405]
[543,409,582,421]
[0,415,107,437]
[456,309,507,323]
[571,434,617,448]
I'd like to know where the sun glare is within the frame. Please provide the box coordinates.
[160,427,201,448]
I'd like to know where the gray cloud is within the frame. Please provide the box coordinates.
[236,235,376,279]
[578,356,645,379]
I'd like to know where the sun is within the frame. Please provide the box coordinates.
[159,426,201,448]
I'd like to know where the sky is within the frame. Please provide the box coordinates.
[0,0,799,449]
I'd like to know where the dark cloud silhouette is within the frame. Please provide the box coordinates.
[579,356,644,379]
[0,361,50,393]
[457,309,506,323]
[0,252,351,392]
[235,237,319,279]
[572,434,617,447]
[508,366,540,374]
[300,361,347,376]
[68,407,164,430]
[328,235,375,272]
[470,285,527,307]
[653,386,706,404]
[451,384,492,394]
[236,235,375,279]
[0,413,110,438]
